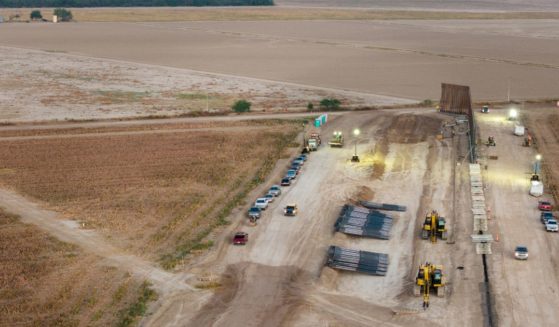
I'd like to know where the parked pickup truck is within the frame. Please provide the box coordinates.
[545,219,558,232]
[233,232,248,245]
[539,201,553,211]
[248,206,261,220]
[286,169,297,180]
[268,185,281,196]
[264,193,275,203]
[541,212,554,224]
[514,246,528,260]
[254,198,269,210]
[293,158,304,166]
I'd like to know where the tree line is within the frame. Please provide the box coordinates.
[0,0,274,7]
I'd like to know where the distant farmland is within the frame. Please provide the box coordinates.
[0,0,274,8]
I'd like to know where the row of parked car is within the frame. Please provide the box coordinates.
[233,153,309,245]
[538,200,557,232]
[514,200,556,260]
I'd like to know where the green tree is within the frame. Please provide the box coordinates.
[232,100,251,113]
[319,98,341,111]
[30,10,42,20]
[307,102,314,111]
[53,8,72,22]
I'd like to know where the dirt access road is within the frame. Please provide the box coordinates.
[0,188,192,296]
[477,109,559,326]
[144,110,485,326]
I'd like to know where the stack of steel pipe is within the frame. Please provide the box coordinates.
[335,205,393,239]
[359,200,407,212]
[326,246,389,276]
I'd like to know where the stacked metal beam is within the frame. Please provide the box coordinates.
[359,200,407,212]
[335,205,393,239]
[327,246,389,276]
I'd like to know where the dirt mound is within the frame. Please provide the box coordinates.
[189,263,311,327]
[386,114,442,144]
[355,185,375,202]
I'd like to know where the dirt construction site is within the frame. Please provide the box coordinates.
[2,105,558,326]
[2,2,559,327]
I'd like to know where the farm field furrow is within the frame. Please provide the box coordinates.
[1,19,559,103]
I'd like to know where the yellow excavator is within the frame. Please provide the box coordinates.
[413,262,446,309]
[421,210,448,242]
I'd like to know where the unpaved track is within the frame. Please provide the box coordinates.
[0,111,342,132]
[0,188,193,295]
[0,125,273,142]
[477,109,559,326]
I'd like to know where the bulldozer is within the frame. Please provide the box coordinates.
[328,131,344,147]
[413,262,446,309]
[421,210,448,242]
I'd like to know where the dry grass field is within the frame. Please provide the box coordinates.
[0,120,301,269]
[0,46,401,122]
[0,209,154,327]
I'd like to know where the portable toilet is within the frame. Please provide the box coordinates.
[314,118,321,127]
[321,114,327,124]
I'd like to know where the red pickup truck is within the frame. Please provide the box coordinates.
[233,232,248,245]
[538,201,553,211]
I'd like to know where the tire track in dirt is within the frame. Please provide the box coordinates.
[0,188,194,295]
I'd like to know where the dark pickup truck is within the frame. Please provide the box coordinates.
[233,232,248,245]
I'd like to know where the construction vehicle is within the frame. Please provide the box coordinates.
[481,105,489,113]
[329,131,344,147]
[413,262,446,309]
[421,210,448,242]
[307,133,321,151]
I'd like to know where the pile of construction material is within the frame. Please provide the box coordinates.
[469,163,493,254]
[335,205,393,239]
[327,246,389,276]
[360,200,407,212]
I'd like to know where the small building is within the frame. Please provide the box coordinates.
[52,15,58,23]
